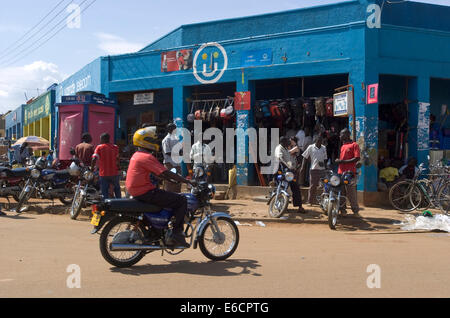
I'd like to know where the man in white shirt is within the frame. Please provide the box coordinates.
[274,137,306,213]
[301,133,328,206]
[162,123,182,193]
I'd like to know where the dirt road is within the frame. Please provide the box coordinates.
[0,202,449,298]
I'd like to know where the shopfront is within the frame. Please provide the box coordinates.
[23,90,56,152]
[56,0,450,204]
[5,105,23,141]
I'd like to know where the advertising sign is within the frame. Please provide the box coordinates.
[333,91,353,117]
[241,49,272,67]
[235,91,251,111]
[161,49,193,72]
[367,83,379,104]
[24,92,52,125]
[134,92,154,105]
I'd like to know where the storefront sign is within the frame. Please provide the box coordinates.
[241,49,272,67]
[24,93,52,125]
[235,91,251,111]
[367,83,379,104]
[193,42,228,85]
[161,49,193,72]
[61,95,116,105]
[333,90,353,117]
[133,92,154,105]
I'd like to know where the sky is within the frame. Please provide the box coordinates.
[0,0,448,113]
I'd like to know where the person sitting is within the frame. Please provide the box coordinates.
[125,127,196,248]
[378,159,399,192]
[399,157,419,180]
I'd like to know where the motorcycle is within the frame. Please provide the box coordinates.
[320,170,354,230]
[267,166,296,218]
[90,177,239,268]
[15,158,76,213]
[70,163,102,220]
[0,165,30,202]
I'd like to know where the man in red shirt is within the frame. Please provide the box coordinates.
[126,127,195,248]
[335,128,360,215]
[91,133,121,199]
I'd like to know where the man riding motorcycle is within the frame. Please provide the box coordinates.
[125,127,196,248]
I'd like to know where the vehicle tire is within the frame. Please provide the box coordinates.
[268,193,289,218]
[389,181,421,212]
[328,199,338,230]
[437,182,450,215]
[415,179,432,211]
[70,188,85,220]
[99,216,146,268]
[199,217,239,261]
[15,185,33,213]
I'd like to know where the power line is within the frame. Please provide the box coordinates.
[0,0,96,68]
[0,0,71,60]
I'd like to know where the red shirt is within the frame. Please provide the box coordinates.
[126,151,167,197]
[93,143,119,177]
[338,142,360,174]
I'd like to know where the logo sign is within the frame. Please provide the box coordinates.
[367,83,379,104]
[241,49,272,67]
[333,91,353,117]
[134,92,154,105]
[193,42,228,85]
[235,91,251,111]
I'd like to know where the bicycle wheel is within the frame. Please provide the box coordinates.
[437,182,450,215]
[415,179,432,211]
[389,181,422,212]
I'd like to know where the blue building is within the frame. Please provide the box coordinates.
[5,105,24,141]
[56,0,450,204]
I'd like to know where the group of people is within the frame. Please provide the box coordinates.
[378,157,420,191]
[274,127,361,216]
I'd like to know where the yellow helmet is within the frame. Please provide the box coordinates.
[133,127,160,151]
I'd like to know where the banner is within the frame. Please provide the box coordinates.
[161,49,193,72]
[241,49,272,67]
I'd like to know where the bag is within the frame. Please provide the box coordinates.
[206,103,215,122]
[261,100,271,118]
[315,97,326,117]
[187,101,196,123]
[254,101,264,121]
[201,103,208,121]
[270,102,282,119]
[303,98,315,117]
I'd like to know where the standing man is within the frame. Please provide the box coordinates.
[274,136,306,213]
[300,133,328,206]
[162,123,182,193]
[91,133,121,199]
[335,128,360,216]
[75,133,95,167]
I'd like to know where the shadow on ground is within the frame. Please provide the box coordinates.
[110,259,262,277]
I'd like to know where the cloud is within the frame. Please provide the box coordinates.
[95,32,144,55]
[0,61,65,113]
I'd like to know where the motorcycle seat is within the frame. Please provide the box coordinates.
[104,199,162,214]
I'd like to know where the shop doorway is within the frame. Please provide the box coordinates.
[186,82,236,184]
[253,74,349,186]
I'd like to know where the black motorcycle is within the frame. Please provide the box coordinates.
[267,165,296,218]
[70,163,101,220]
[15,158,76,213]
[90,178,239,268]
[320,170,354,230]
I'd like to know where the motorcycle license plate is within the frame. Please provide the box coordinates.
[90,213,101,226]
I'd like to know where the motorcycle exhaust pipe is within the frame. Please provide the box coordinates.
[110,243,188,251]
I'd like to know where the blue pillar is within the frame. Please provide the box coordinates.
[235,73,255,186]
[173,86,192,176]
[408,76,430,166]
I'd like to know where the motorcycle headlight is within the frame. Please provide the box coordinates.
[330,175,341,187]
[83,170,94,181]
[285,172,295,182]
[31,169,40,179]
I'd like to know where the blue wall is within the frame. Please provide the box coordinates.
[5,105,23,140]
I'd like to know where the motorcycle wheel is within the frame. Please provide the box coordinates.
[15,186,33,213]
[328,200,339,230]
[99,216,146,268]
[198,217,239,261]
[268,193,289,218]
[70,188,85,220]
